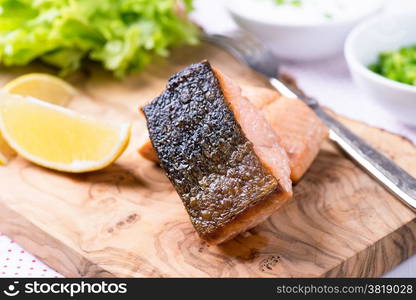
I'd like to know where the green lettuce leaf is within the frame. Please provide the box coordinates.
[0,0,199,77]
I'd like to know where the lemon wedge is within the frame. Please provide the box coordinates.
[3,73,77,107]
[0,93,131,173]
[0,73,77,165]
[0,131,15,165]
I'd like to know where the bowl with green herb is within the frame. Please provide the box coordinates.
[226,0,383,60]
[345,13,416,126]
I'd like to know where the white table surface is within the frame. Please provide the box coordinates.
[0,0,415,278]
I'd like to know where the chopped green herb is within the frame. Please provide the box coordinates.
[274,0,303,7]
[324,13,333,19]
[369,45,416,86]
[292,0,302,7]
[0,0,199,78]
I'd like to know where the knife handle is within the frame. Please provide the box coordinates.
[270,78,416,211]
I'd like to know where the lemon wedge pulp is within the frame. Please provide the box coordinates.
[0,93,131,172]
[0,73,78,165]
[0,131,15,165]
[2,73,77,106]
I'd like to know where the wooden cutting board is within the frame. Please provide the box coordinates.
[0,43,415,278]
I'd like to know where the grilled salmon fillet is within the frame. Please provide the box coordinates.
[139,86,328,182]
[260,97,328,181]
[241,86,280,108]
[142,61,292,244]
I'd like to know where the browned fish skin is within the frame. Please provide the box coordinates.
[139,86,328,183]
[142,61,281,240]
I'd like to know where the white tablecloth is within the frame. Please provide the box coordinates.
[0,0,415,278]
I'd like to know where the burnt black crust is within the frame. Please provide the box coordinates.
[142,61,278,238]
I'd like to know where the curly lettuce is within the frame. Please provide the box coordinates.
[0,0,199,77]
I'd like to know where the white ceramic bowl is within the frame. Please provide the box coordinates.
[345,13,416,126]
[226,0,383,61]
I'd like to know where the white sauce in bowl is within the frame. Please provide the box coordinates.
[227,0,384,26]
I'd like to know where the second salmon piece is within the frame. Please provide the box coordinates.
[142,61,292,244]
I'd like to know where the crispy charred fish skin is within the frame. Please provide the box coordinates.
[142,61,279,240]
